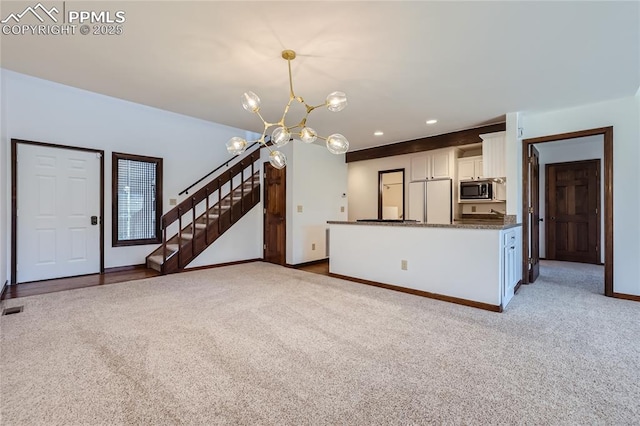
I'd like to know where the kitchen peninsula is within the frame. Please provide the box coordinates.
[328,220,522,312]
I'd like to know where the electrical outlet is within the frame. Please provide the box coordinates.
[340,206,345,212]
[401,260,408,270]
[471,206,476,212]
[169,198,177,206]
[297,205,303,213]
[312,243,316,250]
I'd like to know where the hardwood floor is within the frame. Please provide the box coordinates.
[2,259,329,301]
[296,259,329,276]
[1,266,160,300]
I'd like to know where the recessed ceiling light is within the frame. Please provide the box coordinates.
[374,131,384,136]
[426,119,438,125]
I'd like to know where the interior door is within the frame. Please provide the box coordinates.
[529,145,541,282]
[546,160,600,264]
[263,163,286,265]
[17,143,101,283]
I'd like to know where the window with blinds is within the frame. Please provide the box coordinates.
[112,152,163,246]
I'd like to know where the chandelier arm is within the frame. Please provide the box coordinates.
[307,102,327,112]
[278,97,295,127]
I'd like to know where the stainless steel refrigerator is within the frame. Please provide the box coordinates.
[408,179,452,224]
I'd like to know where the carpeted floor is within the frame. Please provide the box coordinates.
[1,260,638,425]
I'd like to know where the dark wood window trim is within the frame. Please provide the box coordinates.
[522,126,613,297]
[112,152,163,247]
[378,168,405,220]
[11,139,105,284]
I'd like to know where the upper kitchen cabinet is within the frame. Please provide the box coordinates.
[457,156,483,181]
[480,131,506,178]
[410,149,453,181]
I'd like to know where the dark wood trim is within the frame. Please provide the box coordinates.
[287,258,329,268]
[612,292,640,303]
[328,272,502,312]
[513,280,523,294]
[112,152,163,247]
[378,168,405,220]
[522,127,613,296]
[181,258,261,272]
[10,141,17,284]
[11,139,105,284]
[346,123,506,163]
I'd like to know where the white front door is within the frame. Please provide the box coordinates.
[17,144,101,283]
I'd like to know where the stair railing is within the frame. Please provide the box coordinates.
[179,140,264,196]
[159,146,262,269]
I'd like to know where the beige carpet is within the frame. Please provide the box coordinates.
[1,261,638,425]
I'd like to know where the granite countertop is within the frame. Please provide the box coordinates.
[327,220,521,230]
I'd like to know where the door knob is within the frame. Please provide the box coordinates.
[91,216,98,225]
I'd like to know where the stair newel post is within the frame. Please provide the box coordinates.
[217,178,222,234]
[205,187,209,245]
[191,197,196,258]
[162,225,167,264]
[178,207,182,267]
[240,160,245,214]
[229,170,234,223]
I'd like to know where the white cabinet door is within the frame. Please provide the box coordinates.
[431,151,450,179]
[457,156,482,180]
[411,155,429,181]
[474,158,484,180]
[481,131,506,178]
[502,229,518,307]
[457,158,476,180]
[408,182,425,222]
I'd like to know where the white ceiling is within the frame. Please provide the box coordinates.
[1,1,638,151]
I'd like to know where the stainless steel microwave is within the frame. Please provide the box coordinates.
[460,180,493,201]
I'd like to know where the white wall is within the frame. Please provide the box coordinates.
[288,142,348,265]
[516,95,640,296]
[536,136,604,263]
[1,70,262,277]
[348,153,412,220]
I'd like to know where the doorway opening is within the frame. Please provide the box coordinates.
[522,127,612,296]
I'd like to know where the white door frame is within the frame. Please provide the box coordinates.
[11,139,105,284]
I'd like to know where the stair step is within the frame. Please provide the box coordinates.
[180,233,193,240]
[194,223,207,229]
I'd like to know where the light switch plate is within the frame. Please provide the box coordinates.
[297,205,303,213]
[169,198,177,206]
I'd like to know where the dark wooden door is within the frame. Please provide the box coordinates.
[546,160,600,264]
[263,163,286,265]
[529,145,541,283]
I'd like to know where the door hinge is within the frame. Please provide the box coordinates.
[263,244,266,250]
[263,208,266,214]
[528,157,535,164]
[528,207,534,214]
[528,258,534,265]
[595,208,598,214]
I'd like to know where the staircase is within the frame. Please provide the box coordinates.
[146,149,261,274]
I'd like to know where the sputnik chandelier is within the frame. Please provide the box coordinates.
[226,49,349,169]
